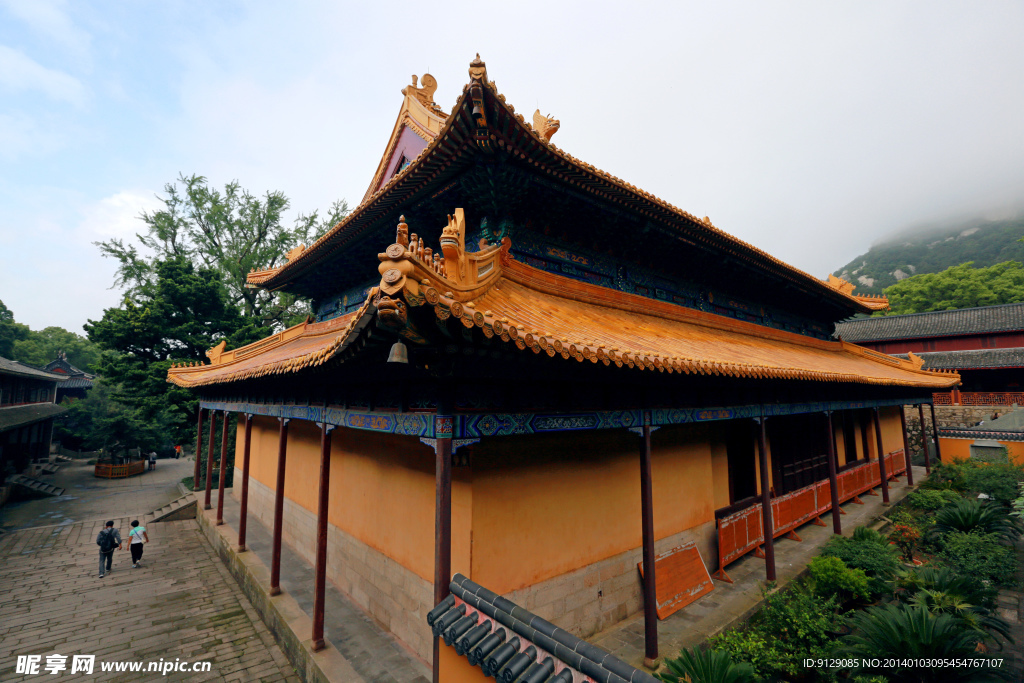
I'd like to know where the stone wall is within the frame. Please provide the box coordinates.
[236,471,434,661]
[902,405,1013,453]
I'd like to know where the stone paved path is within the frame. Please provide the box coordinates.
[0,518,302,682]
[1,458,194,532]
[212,489,431,683]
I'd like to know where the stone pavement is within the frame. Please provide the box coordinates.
[1,458,194,532]
[590,466,928,670]
[211,489,431,683]
[0,518,301,682]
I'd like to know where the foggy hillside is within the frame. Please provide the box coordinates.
[832,216,1024,296]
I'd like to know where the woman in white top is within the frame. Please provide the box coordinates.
[128,520,149,568]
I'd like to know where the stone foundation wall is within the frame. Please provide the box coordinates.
[236,468,719,653]
[235,471,433,661]
[504,519,718,641]
[903,405,1013,453]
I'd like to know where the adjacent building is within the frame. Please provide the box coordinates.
[0,356,66,485]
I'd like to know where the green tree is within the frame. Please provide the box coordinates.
[0,299,30,358]
[10,326,100,372]
[96,174,348,329]
[883,261,1024,315]
[54,379,159,454]
[84,257,269,445]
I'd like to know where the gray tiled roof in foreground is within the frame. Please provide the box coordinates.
[427,573,659,683]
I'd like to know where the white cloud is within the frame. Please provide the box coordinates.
[80,190,163,241]
[0,44,86,106]
[0,0,91,59]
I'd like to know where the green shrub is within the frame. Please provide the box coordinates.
[836,604,999,681]
[962,462,1024,503]
[940,531,1017,586]
[920,462,967,492]
[907,488,961,511]
[710,586,841,680]
[809,556,871,602]
[821,533,900,580]
[932,499,1020,541]
[657,647,757,683]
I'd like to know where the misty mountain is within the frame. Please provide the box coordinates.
[833,216,1024,296]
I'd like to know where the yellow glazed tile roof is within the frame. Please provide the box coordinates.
[166,305,369,389]
[170,257,957,390]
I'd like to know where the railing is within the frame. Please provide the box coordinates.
[716,450,906,577]
[94,460,146,478]
[933,391,1024,406]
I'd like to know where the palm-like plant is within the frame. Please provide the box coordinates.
[931,499,1021,541]
[657,647,757,683]
[893,566,998,609]
[837,604,1007,681]
[911,589,1013,644]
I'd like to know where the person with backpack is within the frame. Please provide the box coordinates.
[127,520,149,568]
[96,520,121,578]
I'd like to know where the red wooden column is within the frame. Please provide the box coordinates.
[238,414,253,552]
[755,416,776,581]
[216,411,230,525]
[270,417,290,596]
[639,420,658,667]
[930,403,943,463]
[193,408,204,489]
[204,410,217,510]
[918,403,931,473]
[824,411,842,535]
[899,406,915,486]
[432,408,454,683]
[312,421,334,651]
[872,408,890,504]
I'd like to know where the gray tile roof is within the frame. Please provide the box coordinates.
[0,402,67,432]
[834,302,1024,342]
[0,357,68,382]
[893,348,1024,370]
[428,573,658,683]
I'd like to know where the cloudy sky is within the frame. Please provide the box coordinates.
[1,1,1022,334]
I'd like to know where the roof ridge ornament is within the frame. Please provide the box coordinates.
[468,54,488,84]
[402,73,438,107]
[532,110,560,142]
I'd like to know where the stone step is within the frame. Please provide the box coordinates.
[143,492,197,524]
[53,454,73,463]
[38,463,60,475]
[8,474,64,497]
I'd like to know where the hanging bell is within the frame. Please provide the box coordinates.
[387,339,409,364]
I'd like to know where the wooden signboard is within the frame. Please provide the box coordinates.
[637,542,714,620]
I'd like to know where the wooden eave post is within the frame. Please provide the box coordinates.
[433,397,454,683]
[930,403,942,463]
[639,420,658,667]
[755,416,776,581]
[899,406,915,487]
[204,410,217,510]
[216,411,230,525]
[825,411,842,535]
[270,417,290,596]
[918,403,931,473]
[312,421,334,652]
[193,408,204,490]
[238,414,253,552]
[872,408,890,504]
